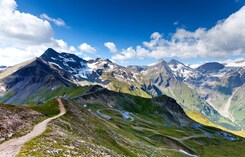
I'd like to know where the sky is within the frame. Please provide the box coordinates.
[0,0,245,66]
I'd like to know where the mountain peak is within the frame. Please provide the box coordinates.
[157,59,172,68]
[168,59,185,66]
[196,62,224,73]
[95,58,104,62]
[41,48,59,58]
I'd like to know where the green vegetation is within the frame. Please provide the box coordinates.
[26,99,60,117]
[184,137,245,157]
[26,85,89,104]
[18,100,192,156]
[1,85,245,156]
[0,90,15,103]
[117,95,159,113]
[0,103,24,111]
[102,72,151,98]
[230,85,245,129]
[186,111,245,138]
[18,99,245,156]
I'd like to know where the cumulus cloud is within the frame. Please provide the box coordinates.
[0,0,53,46]
[78,43,97,54]
[104,42,117,53]
[112,6,245,62]
[0,0,79,66]
[40,13,66,27]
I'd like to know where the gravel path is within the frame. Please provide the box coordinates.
[0,98,66,157]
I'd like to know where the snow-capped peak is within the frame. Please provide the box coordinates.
[167,59,194,79]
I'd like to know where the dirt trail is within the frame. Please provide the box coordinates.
[0,98,66,157]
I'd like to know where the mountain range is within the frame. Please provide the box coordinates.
[0,48,245,132]
[1,48,245,156]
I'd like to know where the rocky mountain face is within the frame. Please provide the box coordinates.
[180,63,245,129]
[168,60,245,130]
[0,57,73,104]
[0,48,244,130]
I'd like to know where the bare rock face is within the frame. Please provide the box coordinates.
[0,104,44,142]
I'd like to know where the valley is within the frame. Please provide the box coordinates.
[0,87,243,156]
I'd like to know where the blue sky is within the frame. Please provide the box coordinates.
[0,0,245,66]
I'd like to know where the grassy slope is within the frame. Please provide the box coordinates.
[17,94,245,157]
[106,76,239,131]
[17,101,194,157]
[2,84,245,156]
[26,86,89,104]
[186,111,245,138]
[0,91,15,103]
[25,99,60,117]
[230,85,245,129]
[103,72,151,98]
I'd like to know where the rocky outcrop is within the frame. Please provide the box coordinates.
[0,104,43,142]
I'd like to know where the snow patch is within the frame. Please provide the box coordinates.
[51,57,57,60]
[49,62,63,69]
[74,71,88,79]
[87,63,97,70]
[58,55,65,59]
[63,62,69,67]
[169,63,193,78]
[63,58,76,62]
[1,86,6,92]
[108,64,115,69]
[179,150,197,157]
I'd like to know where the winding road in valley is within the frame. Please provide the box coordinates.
[97,108,134,121]
[0,98,66,157]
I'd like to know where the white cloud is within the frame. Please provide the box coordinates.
[40,13,66,27]
[78,43,97,54]
[112,6,245,62]
[0,0,79,66]
[0,0,53,46]
[104,42,117,53]
[188,63,202,69]
[83,56,93,61]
